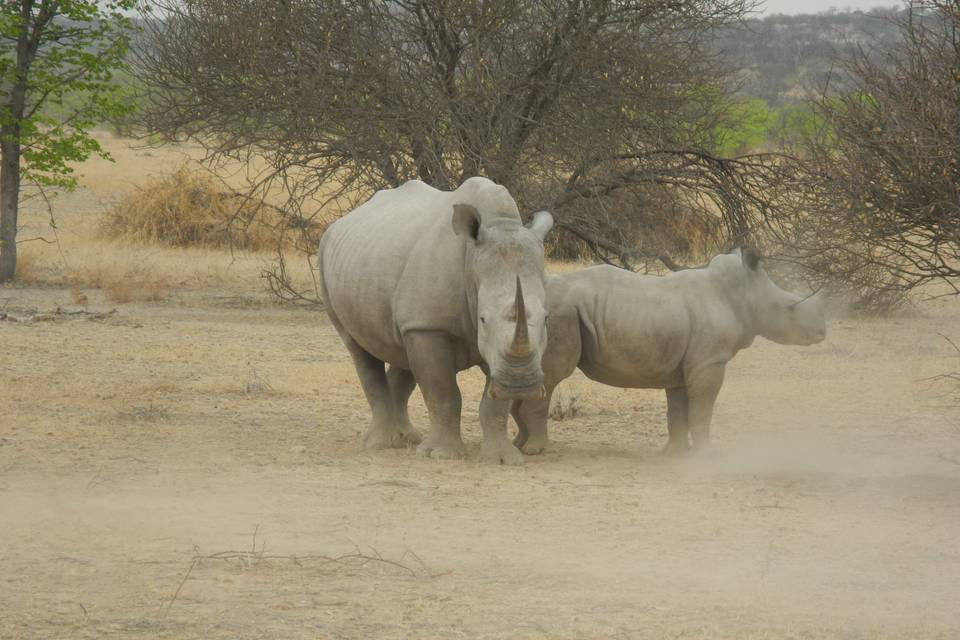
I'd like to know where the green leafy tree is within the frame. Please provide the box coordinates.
[0,0,136,282]
[712,98,776,155]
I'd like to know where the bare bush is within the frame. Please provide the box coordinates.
[134,0,759,283]
[784,0,960,309]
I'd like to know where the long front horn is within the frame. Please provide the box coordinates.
[508,276,532,360]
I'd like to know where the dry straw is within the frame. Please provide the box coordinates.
[100,165,284,251]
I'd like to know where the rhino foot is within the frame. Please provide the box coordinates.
[661,439,691,457]
[517,435,548,455]
[363,425,423,450]
[690,441,719,459]
[479,440,525,466]
[416,435,465,460]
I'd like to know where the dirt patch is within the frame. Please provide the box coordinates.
[1,282,958,639]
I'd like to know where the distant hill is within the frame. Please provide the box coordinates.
[713,9,903,105]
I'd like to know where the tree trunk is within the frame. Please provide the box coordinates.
[0,136,21,282]
[0,1,37,283]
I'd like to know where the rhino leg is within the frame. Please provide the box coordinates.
[511,401,529,449]
[404,331,466,460]
[511,389,552,455]
[661,386,691,456]
[478,379,524,465]
[332,331,405,450]
[385,365,423,446]
[684,363,726,451]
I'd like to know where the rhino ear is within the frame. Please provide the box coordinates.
[741,246,762,272]
[452,203,481,241]
[526,210,554,242]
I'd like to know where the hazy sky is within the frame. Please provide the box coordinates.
[761,0,900,14]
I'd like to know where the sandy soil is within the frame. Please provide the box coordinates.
[2,135,959,639]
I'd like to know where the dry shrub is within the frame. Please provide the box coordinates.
[549,390,580,421]
[101,166,318,251]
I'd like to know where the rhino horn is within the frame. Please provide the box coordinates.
[508,276,532,360]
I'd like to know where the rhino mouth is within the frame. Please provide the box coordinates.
[488,380,546,401]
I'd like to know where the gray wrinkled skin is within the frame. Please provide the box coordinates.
[511,248,827,455]
[319,177,553,464]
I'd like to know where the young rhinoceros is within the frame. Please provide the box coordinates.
[319,177,554,465]
[511,248,826,455]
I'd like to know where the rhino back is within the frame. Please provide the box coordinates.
[555,266,694,389]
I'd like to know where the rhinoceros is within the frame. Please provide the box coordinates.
[509,248,826,455]
[319,177,554,464]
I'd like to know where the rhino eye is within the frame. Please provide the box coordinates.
[480,316,486,324]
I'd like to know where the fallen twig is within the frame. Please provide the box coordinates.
[0,307,117,323]
[752,502,795,510]
[160,537,426,620]
[937,453,960,467]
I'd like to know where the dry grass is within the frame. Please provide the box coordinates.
[17,234,318,298]
[11,135,327,298]
[103,273,167,304]
[549,389,580,421]
[100,166,287,252]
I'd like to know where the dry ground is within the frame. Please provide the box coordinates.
[1,135,959,639]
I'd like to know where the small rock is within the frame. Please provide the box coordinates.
[290,446,307,454]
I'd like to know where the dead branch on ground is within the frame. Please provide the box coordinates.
[0,307,117,323]
[160,535,431,620]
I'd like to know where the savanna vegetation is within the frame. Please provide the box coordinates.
[3,1,957,312]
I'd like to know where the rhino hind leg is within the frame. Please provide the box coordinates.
[511,390,552,455]
[403,332,467,460]
[332,328,416,450]
[511,400,529,449]
[662,386,691,456]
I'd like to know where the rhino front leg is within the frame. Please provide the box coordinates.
[511,387,552,455]
[662,386,691,456]
[385,365,422,446]
[404,331,466,460]
[685,363,726,451]
[478,379,524,465]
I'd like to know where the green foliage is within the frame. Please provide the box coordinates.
[713,98,777,155]
[711,98,830,155]
[0,0,138,190]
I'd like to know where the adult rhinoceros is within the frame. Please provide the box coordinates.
[509,248,826,455]
[319,177,554,464]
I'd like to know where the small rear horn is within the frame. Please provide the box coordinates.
[788,286,824,309]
